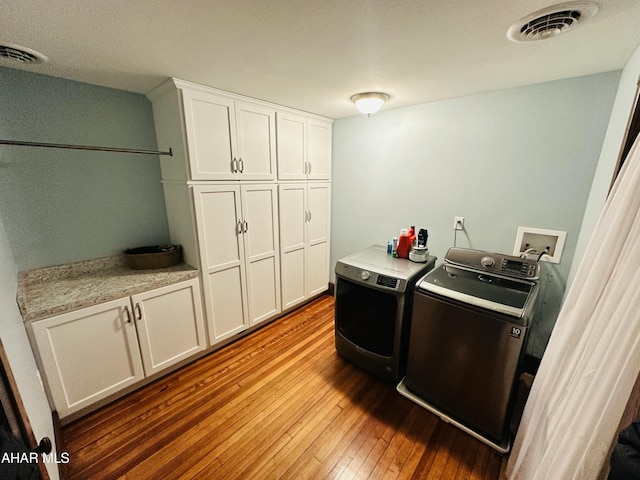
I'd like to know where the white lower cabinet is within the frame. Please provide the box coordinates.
[31,278,205,418]
[192,183,281,346]
[132,280,206,376]
[279,183,331,310]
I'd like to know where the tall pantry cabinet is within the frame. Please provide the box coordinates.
[278,183,331,310]
[147,78,332,348]
[192,183,280,344]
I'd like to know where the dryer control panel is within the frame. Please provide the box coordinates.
[375,274,400,290]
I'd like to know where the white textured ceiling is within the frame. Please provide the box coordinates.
[1,0,640,119]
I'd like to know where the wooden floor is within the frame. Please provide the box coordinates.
[60,295,504,479]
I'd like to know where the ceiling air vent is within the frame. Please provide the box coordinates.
[0,42,48,64]
[507,2,598,42]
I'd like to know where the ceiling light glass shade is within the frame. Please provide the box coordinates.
[351,92,390,116]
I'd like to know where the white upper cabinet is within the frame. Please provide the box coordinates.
[306,118,332,180]
[276,112,306,180]
[182,89,236,180]
[182,89,276,180]
[276,112,332,181]
[148,79,277,182]
[234,101,277,179]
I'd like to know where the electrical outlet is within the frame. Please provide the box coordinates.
[454,216,465,230]
[513,227,567,263]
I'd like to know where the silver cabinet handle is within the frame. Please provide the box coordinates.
[135,303,143,321]
[307,162,311,174]
[232,158,238,173]
[308,210,312,222]
[237,220,248,233]
[238,158,244,173]
[124,305,132,323]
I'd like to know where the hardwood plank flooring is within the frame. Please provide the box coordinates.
[60,294,504,479]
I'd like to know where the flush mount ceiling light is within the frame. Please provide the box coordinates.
[0,42,48,64]
[351,92,390,116]
[507,2,598,42]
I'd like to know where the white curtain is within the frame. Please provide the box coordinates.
[506,134,640,479]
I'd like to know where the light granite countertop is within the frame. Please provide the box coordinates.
[18,255,199,322]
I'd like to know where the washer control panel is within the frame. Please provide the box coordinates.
[500,258,538,279]
[445,247,539,280]
[480,256,495,268]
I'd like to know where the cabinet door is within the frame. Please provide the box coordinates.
[307,183,331,245]
[193,185,248,345]
[278,183,307,309]
[235,101,276,180]
[276,112,306,180]
[307,119,332,180]
[279,183,331,307]
[182,89,238,180]
[131,279,205,376]
[307,183,331,296]
[241,184,281,325]
[31,298,144,418]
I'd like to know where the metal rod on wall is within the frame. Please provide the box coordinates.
[0,139,173,156]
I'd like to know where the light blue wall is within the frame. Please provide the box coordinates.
[0,68,170,479]
[570,45,640,287]
[0,67,170,271]
[331,71,621,358]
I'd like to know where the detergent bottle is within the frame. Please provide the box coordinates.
[397,226,416,259]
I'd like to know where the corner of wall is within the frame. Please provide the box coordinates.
[568,47,640,291]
